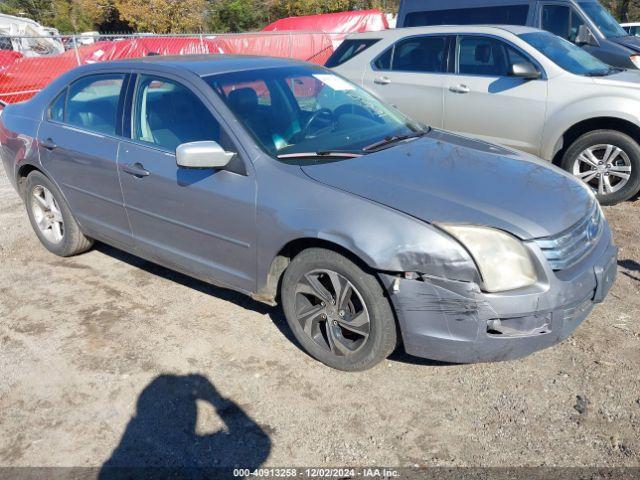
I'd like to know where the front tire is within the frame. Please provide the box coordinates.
[281,248,397,371]
[561,130,640,205]
[25,171,93,257]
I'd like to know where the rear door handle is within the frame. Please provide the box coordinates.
[449,84,470,94]
[374,76,391,85]
[122,162,150,178]
[40,138,58,150]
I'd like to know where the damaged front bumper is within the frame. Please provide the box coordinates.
[380,227,618,364]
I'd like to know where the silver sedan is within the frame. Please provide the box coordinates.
[0,55,617,370]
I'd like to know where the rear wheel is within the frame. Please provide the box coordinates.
[561,130,640,205]
[281,248,397,371]
[25,171,93,257]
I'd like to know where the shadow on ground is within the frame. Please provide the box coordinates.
[99,374,271,480]
[618,259,640,282]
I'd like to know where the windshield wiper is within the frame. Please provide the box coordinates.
[276,151,364,159]
[362,127,431,152]
[585,67,624,77]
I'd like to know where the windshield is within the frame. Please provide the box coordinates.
[578,1,628,38]
[519,31,615,76]
[204,66,421,160]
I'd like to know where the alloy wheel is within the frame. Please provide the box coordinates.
[31,185,64,244]
[573,144,632,196]
[293,269,370,356]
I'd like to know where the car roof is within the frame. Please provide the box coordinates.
[346,24,543,39]
[74,54,314,77]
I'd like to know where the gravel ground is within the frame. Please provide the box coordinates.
[0,166,639,470]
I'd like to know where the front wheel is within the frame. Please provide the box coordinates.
[281,248,397,371]
[561,130,640,205]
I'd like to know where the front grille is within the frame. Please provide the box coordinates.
[533,202,603,271]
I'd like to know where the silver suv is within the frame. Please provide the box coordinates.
[329,25,640,204]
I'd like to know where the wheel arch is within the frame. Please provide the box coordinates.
[15,163,78,223]
[549,116,640,166]
[255,237,382,305]
[16,162,45,198]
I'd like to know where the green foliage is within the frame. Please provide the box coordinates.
[3,0,640,35]
[269,0,397,19]
[0,0,56,24]
[207,0,270,33]
[606,0,640,22]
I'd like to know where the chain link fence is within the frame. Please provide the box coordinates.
[0,32,348,104]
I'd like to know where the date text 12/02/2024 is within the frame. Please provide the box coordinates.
[233,468,400,477]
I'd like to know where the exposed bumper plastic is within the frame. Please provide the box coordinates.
[382,231,618,364]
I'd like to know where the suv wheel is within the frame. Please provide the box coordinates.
[25,171,94,257]
[562,130,640,205]
[281,248,397,371]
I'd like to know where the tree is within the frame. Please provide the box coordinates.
[0,0,56,24]
[268,0,398,21]
[113,0,207,33]
[50,0,114,32]
[207,0,271,32]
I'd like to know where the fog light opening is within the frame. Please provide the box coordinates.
[487,319,503,335]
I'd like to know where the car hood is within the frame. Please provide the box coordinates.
[610,35,640,52]
[592,68,640,88]
[300,130,593,240]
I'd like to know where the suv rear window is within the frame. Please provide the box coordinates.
[325,39,380,67]
[404,5,529,27]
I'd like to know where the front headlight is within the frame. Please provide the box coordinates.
[630,55,640,69]
[439,225,537,293]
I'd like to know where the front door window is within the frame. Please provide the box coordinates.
[132,75,234,153]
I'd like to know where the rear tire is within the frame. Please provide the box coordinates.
[25,171,93,257]
[561,130,640,205]
[281,248,397,371]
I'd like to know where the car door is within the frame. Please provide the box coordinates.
[38,72,133,247]
[362,35,452,128]
[442,35,548,155]
[118,73,257,293]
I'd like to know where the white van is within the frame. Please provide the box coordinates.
[0,13,64,56]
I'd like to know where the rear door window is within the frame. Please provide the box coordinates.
[383,35,448,73]
[326,39,380,67]
[66,74,125,135]
[373,48,393,70]
[404,5,529,27]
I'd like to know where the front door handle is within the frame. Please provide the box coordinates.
[122,162,150,178]
[40,138,58,150]
[449,84,470,94]
[374,76,391,85]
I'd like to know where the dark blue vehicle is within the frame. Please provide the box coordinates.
[397,0,640,69]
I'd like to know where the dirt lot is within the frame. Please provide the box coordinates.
[0,165,639,471]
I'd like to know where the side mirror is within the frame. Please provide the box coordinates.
[176,141,235,169]
[575,25,598,46]
[510,62,541,80]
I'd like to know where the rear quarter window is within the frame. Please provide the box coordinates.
[48,89,67,122]
[404,5,529,27]
[325,39,380,68]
